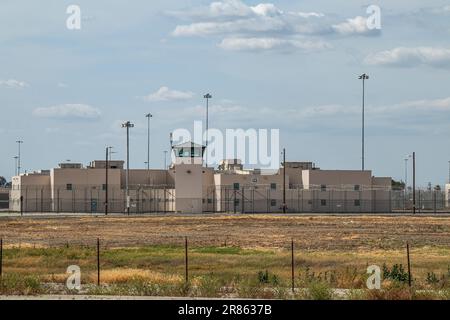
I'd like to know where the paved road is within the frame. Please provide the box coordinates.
[2,211,450,219]
[0,295,242,300]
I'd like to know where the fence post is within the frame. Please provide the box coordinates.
[406,242,412,287]
[185,236,188,283]
[0,238,3,280]
[291,238,295,293]
[20,196,23,216]
[97,238,100,286]
[241,187,245,213]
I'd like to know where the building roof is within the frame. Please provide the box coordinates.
[172,141,205,149]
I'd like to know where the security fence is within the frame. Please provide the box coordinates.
[1,235,450,298]
[9,185,175,214]
[0,188,8,209]
[5,185,450,214]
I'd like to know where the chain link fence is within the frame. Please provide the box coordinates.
[4,185,450,214]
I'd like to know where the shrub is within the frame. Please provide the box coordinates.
[383,263,409,283]
[257,270,279,286]
[306,281,334,300]
[426,272,439,285]
[0,273,45,295]
[196,275,222,297]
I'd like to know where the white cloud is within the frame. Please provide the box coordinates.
[332,16,376,35]
[208,0,253,18]
[155,96,450,133]
[57,82,68,88]
[170,1,326,38]
[376,97,450,113]
[142,86,195,102]
[170,1,377,53]
[33,104,101,120]
[0,79,29,89]
[251,3,282,17]
[365,47,450,68]
[172,17,287,37]
[294,98,450,118]
[289,11,324,18]
[170,0,283,20]
[219,37,331,52]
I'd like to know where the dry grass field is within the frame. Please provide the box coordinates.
[1,214,450,298]
[1,214,450,249]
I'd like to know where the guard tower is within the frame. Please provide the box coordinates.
[172,142,205,213]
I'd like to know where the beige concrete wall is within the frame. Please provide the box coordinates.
[285,167,303,186]
[372,177,392,189]
[303,170,372,189]
[213,171,286,212]
[202,167,215,211]
[446,184,450,208]
[10,174,51,211]
[51,168,121,212]
[10,159,393,213]
[174,163,203,213]
[121,169,173,187]
[0,187,10,209]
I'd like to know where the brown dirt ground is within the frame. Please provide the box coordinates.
[1,214,450,250]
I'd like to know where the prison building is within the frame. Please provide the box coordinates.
[10,141,393,214]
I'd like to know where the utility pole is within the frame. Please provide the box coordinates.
[108,146,114,161]
[203,93,212,167]
[448,160,450,184]
[283,148,286,213]
[146,113,152,186]
[413,152,416,215]
[164,151,168,170]
[13,156,18,176]
[404,157,408,190]
[358,74,369,171]
[16,140,23,175]
[122,121,134,215]
[105,147,109,216]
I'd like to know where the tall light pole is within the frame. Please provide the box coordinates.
[282,148,286,214]
[448,160,450,184]
[164,150,168,169]
[105,146,109,216]
[145,113,152,170]
[13,156,18,176]
[146,113,153,186]
[404,154,412,190]
[16,140,23,175]
[122,121,134,215]
[358,74,369,171]
[108,146,114,162]
[203,93,212,167]
[412,152,416,215]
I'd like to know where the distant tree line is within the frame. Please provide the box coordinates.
[392,179,442,191]
[0,176,11,187]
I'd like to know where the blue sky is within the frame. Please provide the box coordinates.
[1,0,450,187]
